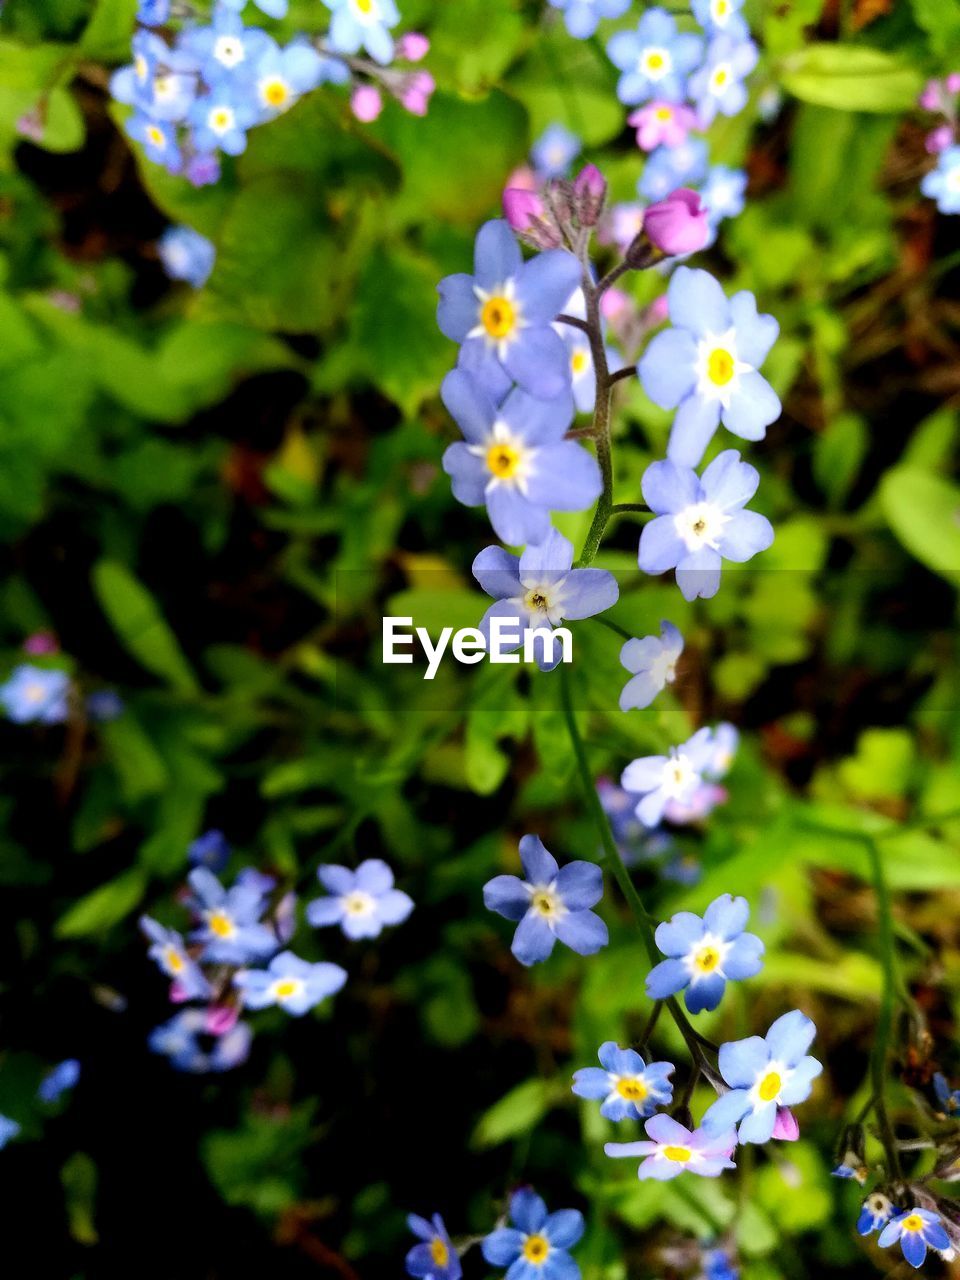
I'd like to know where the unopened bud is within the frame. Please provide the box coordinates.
[572,163,606,226]
[351,84,383,122]
[503,188,562,249]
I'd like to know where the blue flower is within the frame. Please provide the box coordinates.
[437,220,582,401]
[158,225,216,288]
[234,950,347,1015]
[473,528,619,672]
[0,665,70,724]
[639,267,780,467]
[831,1157,867,1184]
[878,1209,952,1269]
[140,915,213,999]
[86,689,124,722]
[606,1113,736,1180]
[554,287,623,414]
[220,0,288,17]
[619,620,684,711]
[572,1042,674,1119]
[701,1247,739,1280]
[180,9,272,85]
[406,1213,462,1280]
[38,1059,80,1103]
[607,8,703,105]
[482,1188,584,1280]
[691,0,749,39]
[149,1009,253,1073]
[137,0,171,24]
[702,1010,821,1143]
[188,829,231,873]
[644,892,764,1013]
[858,1193,897,1236]
[699,166,747,228]
[306,859,413,939]
[484,834,608,966]
[322,0,400,66]
[188,85,258,155]
[934,1071,960,1114]
[547,0,631,39]
[688,36,758,126]
[531,123,582,179]
[639,139,709,201]
[441,369,599,546]
[251,41,329,118]
[921,145,960,214]
[638,450,775,600]
[187,867,278,964]
[0,1115,20,1149]
[114,33,197,122]
[125,113,181,168]
[620,727,716,827]
[706,722,738,777]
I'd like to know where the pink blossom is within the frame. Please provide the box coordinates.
[926,124,954,154]
[642,188,710,256]
[505,165,538,193]
[773,1107,800,1141]
[628,101,698,152]
[920,79,943,111]
[600,288,630,321]
[24,631,59,655]
[947,72,960,94]
[397,32,430,62]
[400,71,435,117]
[351,85,383,123]
[206,1004,241,1036]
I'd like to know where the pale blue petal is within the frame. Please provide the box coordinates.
[513,912,556,965]
[718,1036,769,1086]
[441,368,496,442]
[638,516,685,573]
[483,1229,524,1266]
[555,860,603,910]
[543,1210,584,1248]
[473,545,521,599]
[667,394,722,467]
[524,443,602,510]
[765,1010,816,1065]
[510,1189,548,1234]
[699,449,759,510]
[518,250,583,323]
[437,274,480,342]
[645,957,689,998]
[719,510,774,562]
[572,1067,613,1099]
[722,372,780,442]
[474,220,523,289]
[639,330,698,407]
[676,548,722,600]
[503,326,571,400]
[668,267,730,335]
[738,1101,777,1145]
[519,834,559,884]
[701,1089,752,1135]
[560,568,619,619]
[641,459,700,514]
[685,971,726,1012]
[554,909,608,955]
[484,874,531,921]
[703,893,749,938]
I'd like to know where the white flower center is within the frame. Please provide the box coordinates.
[674,501,730,552]
[259,76,292,110]
[750,1060,791,1106]
[661,750,697,798]
[214,36,245,67]
[711,0,732,19]
[468,419,536,493]
[684,931,731,979]
[519,575,569,625]
[208,105,236,135]
[342,890,376,917]
[528,883,566,921]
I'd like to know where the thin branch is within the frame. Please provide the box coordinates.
[606,366,637,387]
[556,313,590,333]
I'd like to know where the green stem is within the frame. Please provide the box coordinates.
[575,273,614,568]
[863,834,903,1181]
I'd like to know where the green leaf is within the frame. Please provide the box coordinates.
[92,560,200,694]
[55,867,146,938]
[879,466,960,583]
[79,0,139,60]
[471,1078,561,1148]
[779,45,923,113]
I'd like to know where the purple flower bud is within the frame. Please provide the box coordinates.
[573,163,607,226]
[642,188,710,256]
[920,79,943,111]
[397,32,430,62]
[773,1107,800,1141]
[351,85,383,122]
[186,152,222,188]
[926,124,954,154]
[503,188,563,248]
[399,71,434,116]
[947,72,960,94]
[23,632,58,656]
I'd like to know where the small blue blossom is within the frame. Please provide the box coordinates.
[619,621,684,711]
[691,0,749,39]
[86,689,124,722]
[406,1214,462,1280]
[638,450,775,601]
[620,727,716,827]
[607,8,704,106]
[701,1247,739,1280]
[125,113,181,168]
[644,893,764,1013]
[878,1209,952,1269]
[707,722,739,778]
[532,123,582,179]
[441,368,599,546]
[188,85,258,155]
[220,0,288,17]
[37,1059,80,1103]
[438,220,582,401]
[606,1113,736,1180]
[234,950,347,1015]
[688,36,758,126]
[639,267,780,466]
[0,1115,20,1149]
[322,0,400,66]
[137,0,171,24]
[831,1157,867,1184]
[149,1009,253,1073]
[921,145,960,214]
[483,834,608,966]
[572,1042,674,1120]
[188,829,231,873]
[251,41,329,119]
[187,867,278,965]
[140,915,213,999]
[858,1193,897,1236]
[482,1188,584,1280]
[0,665,70,724]
[702,1010,821,1143]
[306,859,413,939]
[934,1071,960,1114]
[180,9,272,85]
[699,165,747,228]
[158,225,216,288]
[473,528,619,672]
[639,139,709,202]
[547,0,631,39]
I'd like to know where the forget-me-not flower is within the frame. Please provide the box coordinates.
[235,951,347,1014]
[934,1071,960,1114]
[688,36,758,126]
[606,1113,737,1180]
[38,1059,81,1103]
[702,1010,821,1143]
[149,1009,253,1073]
[878,1209,952,1269]
[323,0,400,66]
[441,368,599,546]
[921,145,960,214]
[639,138,709,201]
[0,1115,20,1149]
[621,727,716,827]
[638,451,775,601]
[141,915,213,999]
[572,1042,674,1120]
[438,220,582,401]
[644,893,764,1013]
[628,101,699,151]
[619,621,684,712]
[700,166,747,229]
[473,528,619,672]
[548,0,631,39]
[607,8,704,105]
[158,225,216,288]
[0,665,70,724]
[306,859,413,939]
[482,1188,584,1280]
[252,41,329,117]
[531,123,582,179]
[639,267,780,466]
[188,829,231,872]
[691,0,749,38]
[126,113,182,168]
[188,85,258,155]
[181,9,271,85]
[406,1214,462,1280]
[484,834,608,966]
[221,0,288,17]
[858,1193,897,1236]
[187,867,277,964]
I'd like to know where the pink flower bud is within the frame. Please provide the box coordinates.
[920,79,943,111]
[400,71,435,117]
[206,1004,241,1036]
[947,72,960,94]
[397,32,430,62]
[169,981,191,1004]
[642,188,710,256]
[24,631,59,655]
[504,187,545,231]
[506,165,538,193]
[647,293,670,324]
[351,84,383,123]
[773,1107,800,1141]
[16,111,44,142]
[573,163,607,225]
[926,124,954,153]
[600,287,630,320]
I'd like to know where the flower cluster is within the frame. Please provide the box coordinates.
[0,641,124,726]
[111,0,433,188]
[918,74,960,214]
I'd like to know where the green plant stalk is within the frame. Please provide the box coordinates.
[864,834,903,1181]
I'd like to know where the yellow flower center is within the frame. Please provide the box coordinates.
[693,945,720,973]
[663,1145,692,1163]
[164,946,185,973]
[262,78,290,108]
[486,442,521,478]
[210,107,234,133]
[616,1076,649,1102]
[356,0,376,11]
[135,55,149,81]
[430,1239,450,1267]
[655,106,673,121]
[571,349,589,376]
[758,1071,782,1102]
[901,1214,925,1234]
[523,1235,550,1264]
[147,125,166,148]
[344,892,372,915]
[646,52,665,71]
[208,911,235,939]
[707,348,736,385]
[716,0,730,14]
[524,590,550,613]
[273,979,300,999]
[713,67,730,88]
[481,296,517,340]
[532,890,558,918]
